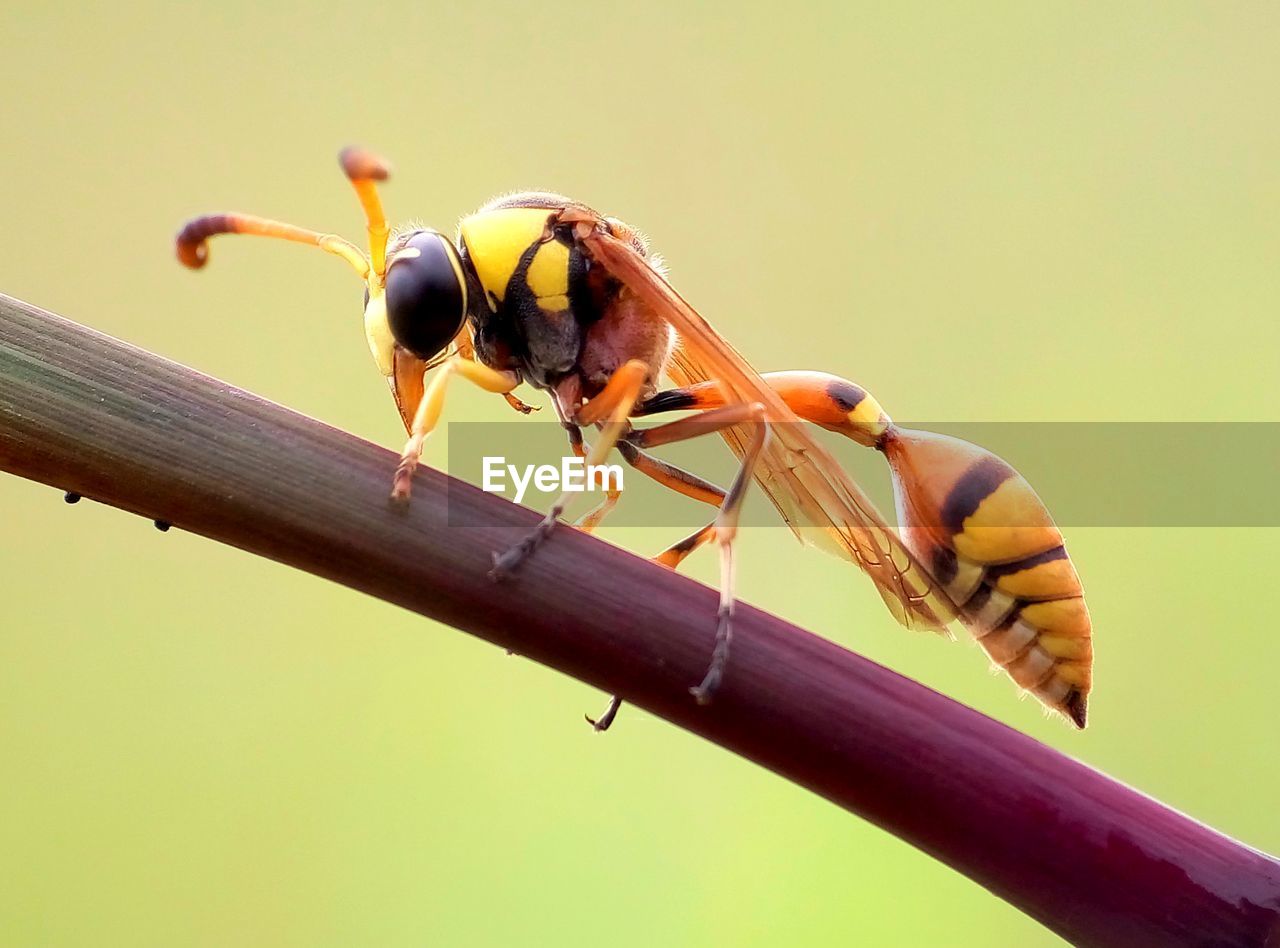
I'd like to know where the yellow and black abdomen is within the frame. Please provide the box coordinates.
[458,197,596,387]
[883,429,1093,727]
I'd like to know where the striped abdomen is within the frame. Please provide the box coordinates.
[882,429,1093,727]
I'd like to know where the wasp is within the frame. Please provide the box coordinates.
[176,148,1093,732]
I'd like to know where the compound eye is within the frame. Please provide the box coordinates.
[384,231,469,360]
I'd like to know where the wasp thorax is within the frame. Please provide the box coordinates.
[384,230,469,360]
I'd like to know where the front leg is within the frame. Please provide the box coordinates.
[391,356,521,504]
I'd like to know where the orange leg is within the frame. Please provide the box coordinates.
[493,372,768,726]
[565,424,622,535]
[578,434,726,540]
[652,521,719,570]
[563,418,726,539]
[615,440,725,509]
[583,516,720,732]
[490,361,650,579]
[600,401,770,709]
[639,374,1097,726]
[649,405,769,703]
[583,442,724,732]
[588,375,888,718]
[504,391,539,414]
[391,356,521,503]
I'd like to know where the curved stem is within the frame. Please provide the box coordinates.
[1,292,1278,946]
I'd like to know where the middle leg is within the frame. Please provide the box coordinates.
[490,360,650,579]
[585,457,723,732]
[622,402,770,703]
[631,406,770,703]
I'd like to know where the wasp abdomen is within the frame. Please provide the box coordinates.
[884,429,1093,728]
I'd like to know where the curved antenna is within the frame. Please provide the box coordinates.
[174,147,402,380]
[339,147,392,284]
[175,212,370,279]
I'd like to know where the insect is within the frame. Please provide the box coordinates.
[176,147,1093,732]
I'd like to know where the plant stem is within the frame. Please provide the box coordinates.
[1,292,1278,946]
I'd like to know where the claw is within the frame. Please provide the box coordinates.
[689,681,717,706]
[390,461,415,507]
[488,549,515,582]
[691,606,733,706]
[585,695,623,732]
[489,509,561,581]
[504,392,540,415]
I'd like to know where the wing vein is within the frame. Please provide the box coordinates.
[582,229,958,633]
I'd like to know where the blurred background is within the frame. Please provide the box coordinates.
[2,3,1277,945]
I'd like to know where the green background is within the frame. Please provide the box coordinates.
[2,3,1277,945]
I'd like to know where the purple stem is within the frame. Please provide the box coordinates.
[2,293,1278,946]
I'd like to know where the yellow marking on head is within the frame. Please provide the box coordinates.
[389,247,422,266]
[539,294,570,313]
[458,207,555,304]
[364,292,395,377]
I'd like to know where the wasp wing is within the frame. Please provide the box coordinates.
[580,227,957,633]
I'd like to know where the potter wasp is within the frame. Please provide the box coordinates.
[176,148,1093,732]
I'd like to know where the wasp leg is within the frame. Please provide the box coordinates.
[577,493,620,533]
[494,370,760,720]
[579,435,729,536]
[614,440,726,508]
[582,432,728,531]
[561,424,624,535]
[633,405,769,704]
[653,521,718,569]
[391,356,521,504]
[586,499,722,733]
[451,329,538,416]
[576,487,621,534]
[490,360,650,579]
[620,402,770,703]
[503,391,539,414]
[644,374,1096,725]
[504,366,729,560]
[585,695,623,732]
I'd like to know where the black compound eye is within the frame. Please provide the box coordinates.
[384,231,468,360]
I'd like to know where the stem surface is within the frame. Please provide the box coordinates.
[2,293,1277,946]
